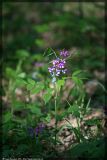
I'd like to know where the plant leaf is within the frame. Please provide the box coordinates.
[31,82,44,94]
[5,67,17,79]
[16,50,29,59]
[15,78,27,87]
[27,78,36,90]
[43,88,53,104]
[28,105,42,115]
[27,78,36,86]
[3,113,12,123]
[67,101,80,117]
[72,70,82,77]
[45,113,51,123]
[56,79,65,91]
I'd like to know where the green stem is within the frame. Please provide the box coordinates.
[16,59,23,73]
[54,83,57,147]
[9,80,14,116]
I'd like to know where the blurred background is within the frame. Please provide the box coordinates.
[2,2,105,107]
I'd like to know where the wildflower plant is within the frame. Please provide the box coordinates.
[42,48,104,150]
[2,48,105,158]
[28,123,45,138]
[45,49,70,145]
[43,48,83,146]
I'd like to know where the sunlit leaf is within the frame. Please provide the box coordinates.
[72,70,82,77]
[27,78,35,86]
[72,76,83,86]
[56,79,65,91]
[15,78,27,87]
[43,88,53,104]
[18,72,26,78]
[45,113,51,123]
[16,50,29,59]
[31,82,44,94]
[27,78,36,90]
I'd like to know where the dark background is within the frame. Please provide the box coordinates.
[2,2,105,106]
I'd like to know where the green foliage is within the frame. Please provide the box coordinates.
[16,50,30,59]
[31,82,44,94]
[56,79,65,91]
[27,78,36,86]
[67,103,80,118]
[27,78,36,90]
[3,113,12,124]
[85,118,101,126]
[35,39,45,47]
[45,113,51,123]
[15,78,27,87]
[27,78,44,95]
[72,70,84,87]
[68,137,104,159]
[28,105,42,115]
[34,24,49,33]
[5,67,17,79]
[43,88,53,104]
[43,47,58,58]
[72,70,82,77]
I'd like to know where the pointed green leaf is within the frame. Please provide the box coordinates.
[67,101,80,117]
[18,72,26,78]
[72,76,83,86]
[28,105,42,115]
[85,118,100,126]
[5,67,17,79]
[43,88,53,104]
[31,82,44,94]
[56,79,65,91]
[27,83,34,91]
[27,78,36,90]
[16,50,29,59]
[15,78,27,87]
[72,70,82,77]
[45,114,51,123]
[27,78,35,86]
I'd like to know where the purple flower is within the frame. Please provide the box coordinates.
[28,123,45,138]
[52,59,60,66]
[60,49,69,57]
[39,123,45,133]
[48,50,68,77]
[48,58,67,76]
[56,69,61,76]
[35,127,39,136]
[58,59,66,69]
[48,67,55,73]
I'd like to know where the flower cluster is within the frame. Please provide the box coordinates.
[48,49,69,77]
[60,49,69,57]
[28,123,45,137]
